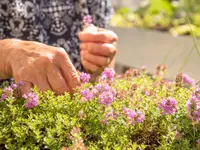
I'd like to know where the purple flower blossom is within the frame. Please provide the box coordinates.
[0,94,7,101]
[124,108,145,124]
[104,85,111,91]
[99,91,115,106]
[103,110,118,124]
[83,15,92,25]
[193,88,200,100]
[19,81,24,86]
[23,92,39,109]
[100,68,115,82]
[80,72,91,83]
[136,110,145,123]
[80,88,94,101]
[85,92,94,101]
[80,88,90,97]
[183,74,195,86]
[187,92,200,123]
[175,130,180,137]
[158,97,178,115]
[197,139,200,144]
[91,88,98,95]
[145,91,150,96]
[11,84,18,89]
[3,86,13,97]
[94,83,111,93]
[124,107,137,120]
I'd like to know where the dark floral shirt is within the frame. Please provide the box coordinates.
[0,0,113,85]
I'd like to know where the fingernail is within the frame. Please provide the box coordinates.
[107,58,111,64]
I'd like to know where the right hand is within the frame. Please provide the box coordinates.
[3,39,80,95]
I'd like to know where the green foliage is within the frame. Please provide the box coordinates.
[0,68,199,149]
[110,0,200,37]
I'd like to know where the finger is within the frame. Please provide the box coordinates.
[35,73,52,93]
[81,51,110,67]
[20,81,33,95]
[80,43,117,57]
[79,30,118,43]
[81,56,100,73]
[56,51,80,92]
[47,64,69,95]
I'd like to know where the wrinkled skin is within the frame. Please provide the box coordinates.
[1,39,80,95]
[79,25,118,73]
[0,26,118,95]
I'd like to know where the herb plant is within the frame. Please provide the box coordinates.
[0,66,200,149]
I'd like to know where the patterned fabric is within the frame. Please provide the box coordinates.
[0,0,113,70]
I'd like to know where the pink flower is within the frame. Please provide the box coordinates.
[11,84,18,89]
[80,72,91,83]
[158,97,178,115]
[123,108,145,124]
[123,107,137,124]
[100,68,115,82]
[197,139,200,144]
[183,74,195,86]
[99,91,115,106]
[19,81,24,86]
[187,91,200,123]
[3,86,13,97]
[23,92,39,109]
[103,110,118,124]
[136,110,145,123]
[0,94,7,101]
[80,88,94,101]
[83,15,92,25]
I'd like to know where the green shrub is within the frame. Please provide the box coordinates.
[0,67,200,149]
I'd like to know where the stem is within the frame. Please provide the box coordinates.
[168,47,189,69]
[161,44,181,65]
[187,17,200,58]
[179,44,195,72]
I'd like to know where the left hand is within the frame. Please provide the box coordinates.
[79,25,118,73]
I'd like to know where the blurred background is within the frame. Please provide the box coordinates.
[110,0,200,80]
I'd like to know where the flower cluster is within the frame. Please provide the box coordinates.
[102,110,118,124]
[158,97,178,115]
[187,88,200,123]
[99,91,115,106]
[80,72,91,83]
[23,92,39,109]
[100,68,115,82]
[183,73,195,86]
[83,15,92,27]
[0,83,18,101]
[123,107,145,124]
[80,83,116,106]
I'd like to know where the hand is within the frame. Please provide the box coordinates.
[3,39,80,95]
[79,26,118,73]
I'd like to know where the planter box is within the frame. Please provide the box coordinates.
[111,0,140,10]
[109,27,200,80]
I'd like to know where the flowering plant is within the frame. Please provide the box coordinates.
[0,66,200,149]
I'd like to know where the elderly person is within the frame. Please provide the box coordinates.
[0,0,118,95]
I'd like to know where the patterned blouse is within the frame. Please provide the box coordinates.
[0,0,113,71]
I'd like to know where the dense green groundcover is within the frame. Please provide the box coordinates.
[0,66,200,150]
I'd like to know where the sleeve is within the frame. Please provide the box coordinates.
[87,0,114,28]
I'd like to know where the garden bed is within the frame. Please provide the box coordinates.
[110,26,200,80]
[0,68,199,149]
